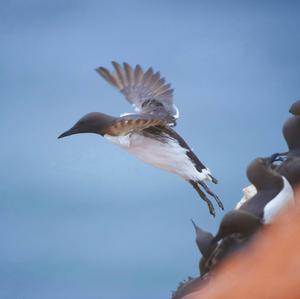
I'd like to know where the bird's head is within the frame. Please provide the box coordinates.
[58,112,116,139]
[282,100,300,151]
[246,158,282,190]
[289,100,300,116]
[283,116,300,151]
[191,219,215,258]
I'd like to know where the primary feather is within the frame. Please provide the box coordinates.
[95,62,178,125]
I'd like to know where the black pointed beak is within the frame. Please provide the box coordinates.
[190,219,197,230]
[58,127,77,139]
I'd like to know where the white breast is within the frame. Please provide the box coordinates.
[263,176,294,223]
[104,133,210,181]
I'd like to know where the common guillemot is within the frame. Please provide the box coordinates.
[276,100,300,187]
[191,219,217,275]
[212,210,262,244]
[192,209,262,278]
[171,221,216,298]
[239,158,294,224]
[58,62,223,215]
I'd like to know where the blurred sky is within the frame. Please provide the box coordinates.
[1,0,300,298]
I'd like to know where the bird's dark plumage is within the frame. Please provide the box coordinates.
[191,219,215,257]
[277,157,300,188]
[239,158,293,223]
[282,116,300,152]
[275,101,300,188]
[191,219,217,275]
[289,100,300,116]
[212,210,262,244]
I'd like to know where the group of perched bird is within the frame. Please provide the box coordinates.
[172,100,300,299]
[57,62,300,299]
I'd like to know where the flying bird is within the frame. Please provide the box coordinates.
[58,62,223,215]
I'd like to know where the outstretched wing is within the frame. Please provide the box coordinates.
[95,61,179,125]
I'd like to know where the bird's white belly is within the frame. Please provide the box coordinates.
[104,133,206,181]
[263,177,294,223]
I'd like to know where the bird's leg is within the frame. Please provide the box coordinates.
[198,181,224,210]
[189,180,216,217]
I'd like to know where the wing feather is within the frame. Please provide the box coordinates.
[112,61,126,87]
[154,83,172,96]
[148,72,161,89]
[95,61,178,125]
[134,64,143,85]
[96,67,123,90]
[123,62,134,85]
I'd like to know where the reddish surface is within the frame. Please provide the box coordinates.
[185,192,300,299]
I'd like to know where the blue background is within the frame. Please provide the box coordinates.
[1,1,300,298]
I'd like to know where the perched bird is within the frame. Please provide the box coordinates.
[191,219,217,275]
[240,102,300,190]
[58,62,223,215]
[282,100,300,158]
[239,158,294,224]
[277,157,300,189]
[275,101,300,188]
[235,155,284,210]
[191,219,215,257]
[212,210,262,244]
[189,212,262,280]
[289,99,300,116]
[171,220,216,299]
[193,209,263,277]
